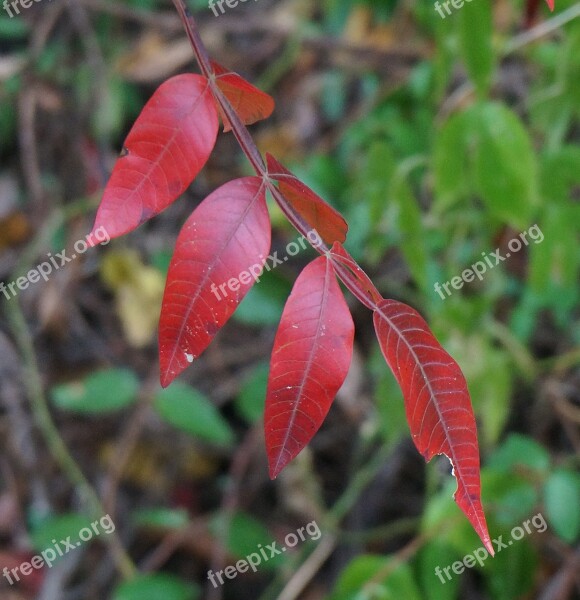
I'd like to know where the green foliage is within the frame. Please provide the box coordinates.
[233,270,292,326]
[30,513,92,554]
[543,470,580,542]
[407,432,578,600]
[235,362,269,423]
[434,102,539,228]
[210,512,284,570]
[113,574,199,600]
[330,555,422,600]
[50,368,139,414]
[457,0,494,96]
[132,508,190,530]
[154,382,235,445]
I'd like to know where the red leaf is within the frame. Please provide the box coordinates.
[265,256,354,478]
[159,177,270,387]
[91,74,218,241]
[373,299,494,555]
[266,154,348,246]
[545,0,554,10]
[211,61,275,132]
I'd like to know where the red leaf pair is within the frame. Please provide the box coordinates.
[91,64,274,242]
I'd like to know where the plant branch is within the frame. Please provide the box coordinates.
[171,0,384,313]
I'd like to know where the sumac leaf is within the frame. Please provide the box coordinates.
[266,153,348,246]
[91,74,218,240]
[265,256,354,478]
[373,299,493,555]
[159,177,270,387]
[212,61,275,132]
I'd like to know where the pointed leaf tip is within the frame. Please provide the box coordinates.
[373,298,492,552]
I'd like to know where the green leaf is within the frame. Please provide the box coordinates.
[133,508,190,530]
[544,470,580,543]
[433,111,471,212]
[470,103,539,227]
[30,513,94,555]
[527,205,579,320]
[210,512,283,570]
[457,0,494,97]
[418,541,461,599]
[466,343,512,448]
[113,574,198,600]
[330,555,422,600]
[235,362,268,423]
[391,173,429,291]
[154,383,234,446]
[481,470,538,526]
[364,141,395,223]
[483,538,537,600]
[50,368,139,414]
[422,479,484,555]
[487,434,550,473]
[541,147,580,204]
[0,14,29,39]
[234,270,292,326]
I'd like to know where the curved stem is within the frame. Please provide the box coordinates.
[171,2,382,309]
[4,210,136,580]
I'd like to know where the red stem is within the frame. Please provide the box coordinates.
[171,0,381,312]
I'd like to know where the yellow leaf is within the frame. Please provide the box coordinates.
[101,251,165,348]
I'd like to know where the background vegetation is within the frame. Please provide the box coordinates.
[0,0,579,598]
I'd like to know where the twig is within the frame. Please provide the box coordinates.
[4,295,137,580]
[275,535,337,600]
[505,4,580,54]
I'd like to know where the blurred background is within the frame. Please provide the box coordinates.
[1,0,579,599]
